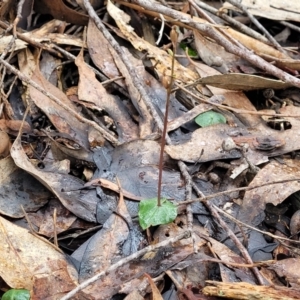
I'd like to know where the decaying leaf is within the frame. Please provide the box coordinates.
[0,157,50,218]
[0,216,78,297]
[10,133,98,222]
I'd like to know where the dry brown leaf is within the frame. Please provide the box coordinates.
[87,20,125,88]
[75,50,139,142]
[73,187,131,298]
[38,199,77,237]
[144,273,164,300]
[239,158,300,227]
[0,216,78,295]
[199,74,292,91]
[3,119,31,133]
[0,36,27,52]
[193,30,224,67]
[165,124,246,163]
[208,237,256,283]
[270,258,300,288]
[85,178,143,201]
[29,66,90,148]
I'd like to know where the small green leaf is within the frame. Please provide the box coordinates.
[195,111,226,127]
[179,43,198,57]
[1,289,30,300]
[138,198,177,230]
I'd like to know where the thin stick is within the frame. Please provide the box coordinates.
[175,82,300,118]
[156,14,165,45]
[53,208,58,248]
[60,230,190,300]
[213,205,300,245]
[21,206,63,254]
[194,0,269,44]
[206,202,266,285]
[179,178,300,206]
[225,0,286,54]
[157,30,177,206]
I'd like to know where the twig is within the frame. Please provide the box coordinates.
[212,205,300,245]
[60,230,190,300]
[225,0,286,54]
[156,14,165,45]
[194,257,276,268]
[179,178,300,206]
[175,82,300,118]
[13,0,26,36]
[21,206,63,254]
[207,203,266,285]
[0,20,61,57]
[177,161,197,252]
[193,0,269,44]
[188,183,265,284]
[280,21,300,34]
[189,0,247,50]
[53,208,58,248]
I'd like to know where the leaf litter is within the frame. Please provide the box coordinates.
[2,0,300,299]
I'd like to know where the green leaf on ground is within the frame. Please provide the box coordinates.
[138,198,177,230]
[195,111,226,127]
[179,43,198,57]
[1,289,30,300]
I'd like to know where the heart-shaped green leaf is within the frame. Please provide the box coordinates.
[1,289,30,300]
[138,198,177,230]
[195,111,226,127]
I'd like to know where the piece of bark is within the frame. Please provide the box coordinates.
[202,281,300,300]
